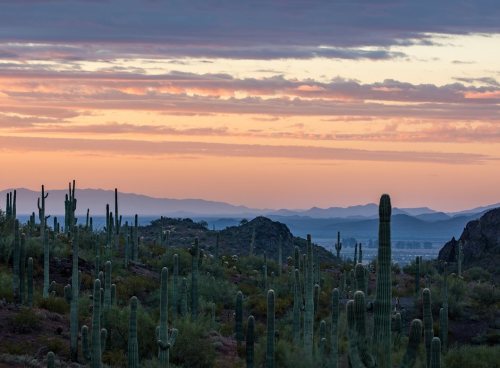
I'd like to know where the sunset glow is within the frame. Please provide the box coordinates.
[0,1,499,211]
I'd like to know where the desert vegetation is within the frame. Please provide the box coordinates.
[0,183,498,367]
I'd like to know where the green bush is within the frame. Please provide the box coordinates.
[9,308,41,333]
[37,296,69,314]
[444,345,500,368]
[171,317,216,368]
[464,267,491,282]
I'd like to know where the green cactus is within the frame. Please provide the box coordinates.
[440,262,448,353]
[172,254,179,319]
[189,238,200,319]
[400,319,423,368]
[394,312,402,349]
[235,291,244,347]
[266,289,275,368]
[262,264,268,291]
[133,214,139,261]
[292,269,301,345]
[294,246,300,271]
[246,315,255,368]
[304,234,314,359]
[373,194,392,368]
[64,180,77,234]
[331,288,340,368]
[319,320,327,367]
[27,257,33,307]
[430,337,441,368]
[125,233,130,268]
[13,219,20,302]
[354,243,358,266]
[128,296,139,368]
[104,261,112,309]
[415,256,420,296]
[82,325,91,362]
[355,263,367,294]
[180,277,188,317]
[314,283,320,317]
[457,242,463,277]
[158,267,178,368]
[423,288,433,368]
[359,243,363,264]
[114,188,121,249]
[68,231,80,361]
[43,229,50,299]
[95,255,100,281]
[335,231,342,259]
[89,279,104,368]
[47,351,55,368]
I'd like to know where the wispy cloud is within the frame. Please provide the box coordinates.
[0,135,490,164]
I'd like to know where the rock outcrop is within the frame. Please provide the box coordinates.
[438,207,500,275]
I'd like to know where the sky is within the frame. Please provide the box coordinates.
[0,0,499,211]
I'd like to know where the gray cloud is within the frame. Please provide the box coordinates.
[0,1,498,59]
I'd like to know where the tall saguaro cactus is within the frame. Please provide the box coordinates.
[114,188,121,249]
[189,238,200,319]
[246,315,255,368]
[266,289,275,368]
[64,180,76,234]
[38,185,50,298]
[128,296,139,368]
[70,231,80,361]
[430,337,441,368]
[235,291,244,347]
[158,267,178,368]
[12,220,20,302]
[303,234,314,359]
[292,269,301,345]
[331,288,340,368]
[82,279,105,368]
[335,231,342,259]
[373,194,392,368]
[423,288,433,368]
[354,243,358,266]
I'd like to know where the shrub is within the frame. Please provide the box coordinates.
[464,267,491,282]
[171,317,216,368]
[444,345,500,368]
[9,308,41,333]
[0,270,14,302]
[38,296,69,314]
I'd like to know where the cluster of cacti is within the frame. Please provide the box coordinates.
[82,279,107,368]
[64,180,77,234]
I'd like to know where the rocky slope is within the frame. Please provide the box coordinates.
[438,207,500,276]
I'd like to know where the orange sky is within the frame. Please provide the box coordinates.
[0,3,499,211]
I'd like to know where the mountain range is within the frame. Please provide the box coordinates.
[1,187,498,243]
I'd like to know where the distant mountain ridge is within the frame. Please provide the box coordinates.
[0,187,497,220]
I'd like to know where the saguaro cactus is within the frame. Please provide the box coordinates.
[172,254,179,319]
[246,315,255,368]
[331,288,340,368]
[27,257,33,307]
[47,351,55,368]
[104,261,112,309]
[235,291,244,347]
[128,296,139,368]
[304,234,314,358]
[82,279,105,368]
[354,243,358,266]
[13,220,20,302]
[423,288,433,368]
[64,180,77,234]
[359,243,363,264]
[189,238,200,319]
[373,194,392,368]
[400,320,423,368]
[355,263,367,294]
[266,289,275,368]
[335,231,342,258]
[292,269,301,345]
[158,267,178,368]
[430,337,441,368]
[457,242,463,277]
[69,231,80,361]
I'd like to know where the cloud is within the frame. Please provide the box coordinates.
[0,1,498,59]
[0,135,490,164]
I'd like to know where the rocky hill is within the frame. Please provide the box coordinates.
[142,215,336,263]
[438,207,500,276]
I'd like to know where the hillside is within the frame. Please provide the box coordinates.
[438,207,500,276]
